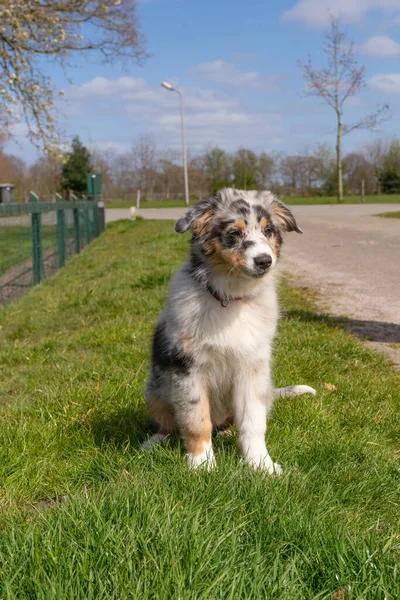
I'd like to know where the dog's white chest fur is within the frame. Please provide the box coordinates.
[165,266,279,426]
[197,289,278,361]
[171,265,278,361]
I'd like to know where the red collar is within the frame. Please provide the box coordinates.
[207,285,247,307]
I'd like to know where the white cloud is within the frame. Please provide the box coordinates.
[368,73,400,93]
[158,111,256,130]
[72,76,147,99]
[66,76,237,115]
[63,76,283,153]
[194,60,282,90]
[282,0,400,28]
[359,35,400,57]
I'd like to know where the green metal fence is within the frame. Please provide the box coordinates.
[0,193,103,305]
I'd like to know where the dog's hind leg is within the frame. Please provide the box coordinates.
[175,383,215,471]
[141,396,175,451]
[141,432,167,451]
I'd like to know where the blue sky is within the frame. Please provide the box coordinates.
[7,0,400,162]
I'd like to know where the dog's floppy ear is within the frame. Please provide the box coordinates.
[271,199,303,234]
[175,196,219,236]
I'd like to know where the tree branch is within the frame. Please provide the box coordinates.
[0,0,148,152]
[343,105,391,135]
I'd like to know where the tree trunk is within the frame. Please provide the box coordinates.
[336,114,343,202]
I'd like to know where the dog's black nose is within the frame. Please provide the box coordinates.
[254,254,272,271]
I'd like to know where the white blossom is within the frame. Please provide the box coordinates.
[0,0,146,153]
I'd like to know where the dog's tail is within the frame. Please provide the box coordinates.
[274,385,316,399]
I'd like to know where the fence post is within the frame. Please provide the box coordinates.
[83,204,90,246]
[97,200,105,234]
[361,180,365,204]
[55,193,66,268]
[136,189,141,209]
[72,200,81,254]
[31,192,44,285]
[92,204,99,238]
[82,195,92,242]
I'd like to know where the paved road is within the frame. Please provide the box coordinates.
[106,207,186,222]
[106,203,400,355]
[281,204,400,325]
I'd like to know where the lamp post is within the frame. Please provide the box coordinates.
[161,81,190,207]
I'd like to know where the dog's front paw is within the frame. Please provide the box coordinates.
[187,449,216,471]
[247,455,282,477]
[268,461,282,477]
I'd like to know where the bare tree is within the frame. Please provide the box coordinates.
[299,16,389,201]
[202,146,232,195]
[131,134,157,201]
[0,0,147,152]
[362,138,391,194]
[188,154,209,199]
[90,147,116,200]
[29,154,62,201]
[0,149,28,200]
[232,149,258,190]
[280,155,305,195]
[158,149,181,199]
[0,124,10,147]
[112,152,137,201]
[297,146,324,193]
[343,152,375,195]
[256,152,277,189]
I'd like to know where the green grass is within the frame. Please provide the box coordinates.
[0,219,399,599]
[375,211,400,219]
[0,225,58,275]
[106,195,400,209]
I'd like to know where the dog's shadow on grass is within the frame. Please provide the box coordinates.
[286,309,400,344]
[86,405,154,450]
[334,317,400,344]
[85,406,238,454]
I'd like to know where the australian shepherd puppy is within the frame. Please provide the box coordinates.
[143,188,315,474]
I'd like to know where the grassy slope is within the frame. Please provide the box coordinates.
[106,195,400,209]
[0,219,399,599]
[375,211,400,219]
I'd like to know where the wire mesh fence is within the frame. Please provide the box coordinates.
[0,193,104,305]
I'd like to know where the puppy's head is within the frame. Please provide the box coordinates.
[176,188,302,279]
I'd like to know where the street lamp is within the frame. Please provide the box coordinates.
[161,81,190,207]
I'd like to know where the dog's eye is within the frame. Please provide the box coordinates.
[264,227,272,237]
[229,229,243,238]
